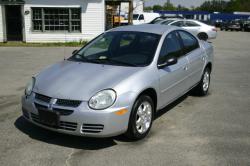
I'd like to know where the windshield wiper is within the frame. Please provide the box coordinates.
[91,58,138,67]
[71,54,138,67]
[71,54,98,63]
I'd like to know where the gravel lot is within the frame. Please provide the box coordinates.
[0,31,250,166]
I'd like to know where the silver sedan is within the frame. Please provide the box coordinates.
[158,19,217,41]
[22,24,214,140]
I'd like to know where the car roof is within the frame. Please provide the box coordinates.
[109,24,178,35]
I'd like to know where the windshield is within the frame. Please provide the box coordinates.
[70,31,161,67]
[133,14,139,20]
[150,18,164,24]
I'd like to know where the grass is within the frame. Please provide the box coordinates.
[0,41,88,47]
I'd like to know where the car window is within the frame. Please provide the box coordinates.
[139,14,144,20]
[158,32,182,64]
[185,21,200,27]
[133,14,139,20]
[120,34,136,47]
[171,21,184,27]
[161,20,175,25]
[178,31,199,54]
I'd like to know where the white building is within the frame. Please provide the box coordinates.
[0,0,141,43]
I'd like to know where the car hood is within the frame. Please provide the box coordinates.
[33,60,142,101]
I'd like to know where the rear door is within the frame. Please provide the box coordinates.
[177,30,205,88]
[158,31,189,108]
[182,21,201,36]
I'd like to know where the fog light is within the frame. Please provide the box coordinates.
[115,109,128,116]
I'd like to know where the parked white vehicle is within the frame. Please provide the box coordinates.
[157,19,217,41]
[133,12,160,25]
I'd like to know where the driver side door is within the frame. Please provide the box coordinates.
[158,31,190,108]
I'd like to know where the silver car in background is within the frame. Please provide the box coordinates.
[157,19,217,41]
[22,24,214,140]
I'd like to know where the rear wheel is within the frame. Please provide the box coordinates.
[192,67,211,96]
[125,95,154,140]
[197,33,208,41]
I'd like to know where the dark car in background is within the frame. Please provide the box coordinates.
[243,20,250,31]
[220,20,230,31]
[220,19,244,31]
[227,19,244,31]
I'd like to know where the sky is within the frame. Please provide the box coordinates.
[145,0,222,8]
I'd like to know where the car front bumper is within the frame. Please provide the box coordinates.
[21,92,134,138]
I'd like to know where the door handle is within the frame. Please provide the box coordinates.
[202,56,206,61]
[183,66,188,71]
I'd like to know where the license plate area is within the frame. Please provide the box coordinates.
[38,109,59,127]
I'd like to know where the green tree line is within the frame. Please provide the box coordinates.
[144,0,250,12]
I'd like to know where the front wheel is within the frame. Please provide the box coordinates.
[125,95,154,140]
[192,67,211,96]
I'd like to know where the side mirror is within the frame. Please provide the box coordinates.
[158,57,178,69]
[72,49,78,55]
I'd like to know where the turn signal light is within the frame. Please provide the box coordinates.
[115,109,128,116]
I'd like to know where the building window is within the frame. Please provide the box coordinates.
[32,8,81,32]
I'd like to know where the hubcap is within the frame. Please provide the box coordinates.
[136,101,152,134]
[203,71,210,92]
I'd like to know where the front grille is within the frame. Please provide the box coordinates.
[34,103,74,116]
[35,93,51,103]
[56,99,82,107]
[82,124,104,133]
[34,103,48,110]
[30,113,77,131]
[53,108,74,116]
[35,93,82,108]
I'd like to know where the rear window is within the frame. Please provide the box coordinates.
[185,21,200,27]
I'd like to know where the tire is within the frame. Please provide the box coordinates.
[192,67,211,96]
[197,33,208,41]
[125,95,154,140]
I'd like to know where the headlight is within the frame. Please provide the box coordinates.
[25,77,35,96]
[89,89,116,110]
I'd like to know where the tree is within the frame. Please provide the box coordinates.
[196,0,228,12]
[152,5,163,11]
[163,1,176,11]
[226,0,250,12]
[197,0,250,12]
[177,5,189,11]
[144,6,153,12]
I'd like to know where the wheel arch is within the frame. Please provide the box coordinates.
[135,88,158,113]
[205,62,212,72]
[198,32,208,40]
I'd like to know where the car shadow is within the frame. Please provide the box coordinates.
[15,93,189,150]
[155,93,188,120]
